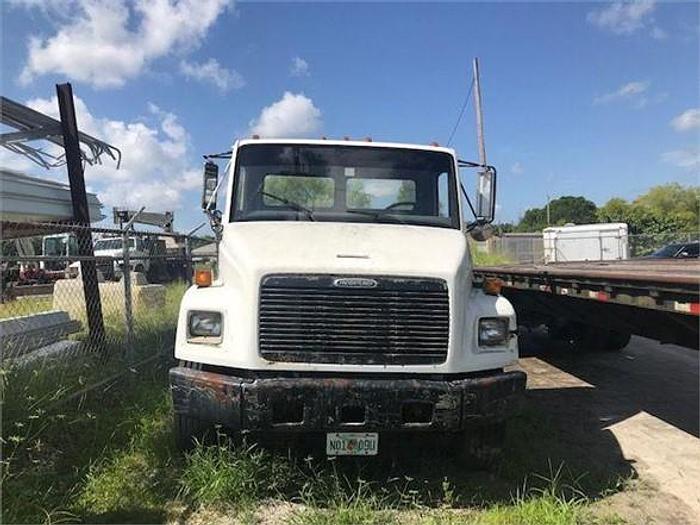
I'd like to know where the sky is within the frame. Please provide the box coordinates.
[1,0,698,230]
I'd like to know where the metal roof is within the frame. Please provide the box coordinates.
[0,96,121,169]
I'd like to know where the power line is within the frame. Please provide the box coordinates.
[446,76,475,147]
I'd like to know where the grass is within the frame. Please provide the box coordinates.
[2,363,624,525]
[2,281,186,423]
[0,295,53,319]
[2,280,626,525]
[1,281,187,523]
[471,247,511,267]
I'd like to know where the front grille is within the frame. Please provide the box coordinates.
[259,275,449,365]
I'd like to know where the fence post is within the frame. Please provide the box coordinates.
[184,235,192,286]
[122,232,134,358]
[119,207,144,359]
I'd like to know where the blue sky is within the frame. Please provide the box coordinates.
[2,1,698,229]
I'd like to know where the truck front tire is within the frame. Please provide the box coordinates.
[458,422,506,469]
[174,413,210,452]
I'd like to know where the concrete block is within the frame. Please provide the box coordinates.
[0,310,81,359]
[53,277,166,323]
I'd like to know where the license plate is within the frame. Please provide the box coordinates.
[326,432,378,456]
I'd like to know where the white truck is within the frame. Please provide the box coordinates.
[169,138,526,461]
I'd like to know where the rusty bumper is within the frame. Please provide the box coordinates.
[169,367,526,432]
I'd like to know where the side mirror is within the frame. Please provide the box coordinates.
[202,161,219,211]
[469,223,494,242]
[475,166,496,223]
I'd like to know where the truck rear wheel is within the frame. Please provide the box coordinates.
[552,323,630,352]
[458,422,506,469]
[601,330,631,352]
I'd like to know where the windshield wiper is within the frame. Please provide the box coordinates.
[259,191,315,221]
[346,210,406,224]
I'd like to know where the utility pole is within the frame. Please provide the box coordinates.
[546,195,551,226]
[473,58,487,167]
[472,57,493,220]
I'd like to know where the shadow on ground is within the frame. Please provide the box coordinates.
[521,328,699,437]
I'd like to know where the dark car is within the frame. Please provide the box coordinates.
[649,241,699,259]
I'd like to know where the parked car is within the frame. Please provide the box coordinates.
[648,241,699,259]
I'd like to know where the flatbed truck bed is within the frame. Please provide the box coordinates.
[474,259,699,350]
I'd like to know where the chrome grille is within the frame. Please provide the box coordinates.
[258,275,449,365]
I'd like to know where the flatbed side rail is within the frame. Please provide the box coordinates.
[473,260,699,317]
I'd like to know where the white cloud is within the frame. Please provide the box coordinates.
[586,1,660,37]
[671,108,700,132]
[0,149,41,174]
[24,95,201,211]
[362,180,403,198]
[249,92,322,138]
[593,80,650,107]
[510,162,523,175]
[290,56,310,77]
[18,0,231,88]
[650,26,667,40]
[661,148,700,170]
[180,58,244,92]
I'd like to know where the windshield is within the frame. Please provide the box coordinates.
[94,238,135,251]
[231,144,460,229]
[651,243,683,257]
[43,236,67,256]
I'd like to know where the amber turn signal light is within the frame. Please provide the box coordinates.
[483,277,503,296]
[195,268,213,287]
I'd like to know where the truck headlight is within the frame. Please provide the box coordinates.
[187,311,222,342]
[478,317,510,347]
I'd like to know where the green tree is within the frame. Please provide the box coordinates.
[598,183,699,235]
[397,180,416,204]
[516,196,598,232]
[597,191,698,256]
[633,183,700,218]
[347,182,372,208]
[263,176,334,208]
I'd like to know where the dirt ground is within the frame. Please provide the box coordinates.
[518,332,700,524]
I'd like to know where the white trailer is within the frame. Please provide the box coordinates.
[543,223,628,263]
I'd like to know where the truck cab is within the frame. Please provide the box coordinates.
[170,139,525,459]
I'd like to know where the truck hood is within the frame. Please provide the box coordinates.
[219,221,469,281]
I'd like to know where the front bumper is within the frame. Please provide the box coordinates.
[169,366,526,432]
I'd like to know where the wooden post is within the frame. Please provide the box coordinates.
[56,83,105,346]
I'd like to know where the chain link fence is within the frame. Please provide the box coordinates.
[1,220,216,424]
[477,230,699,265]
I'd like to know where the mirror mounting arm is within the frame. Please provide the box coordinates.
[202,160,224,241]
[206,209,223,241]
